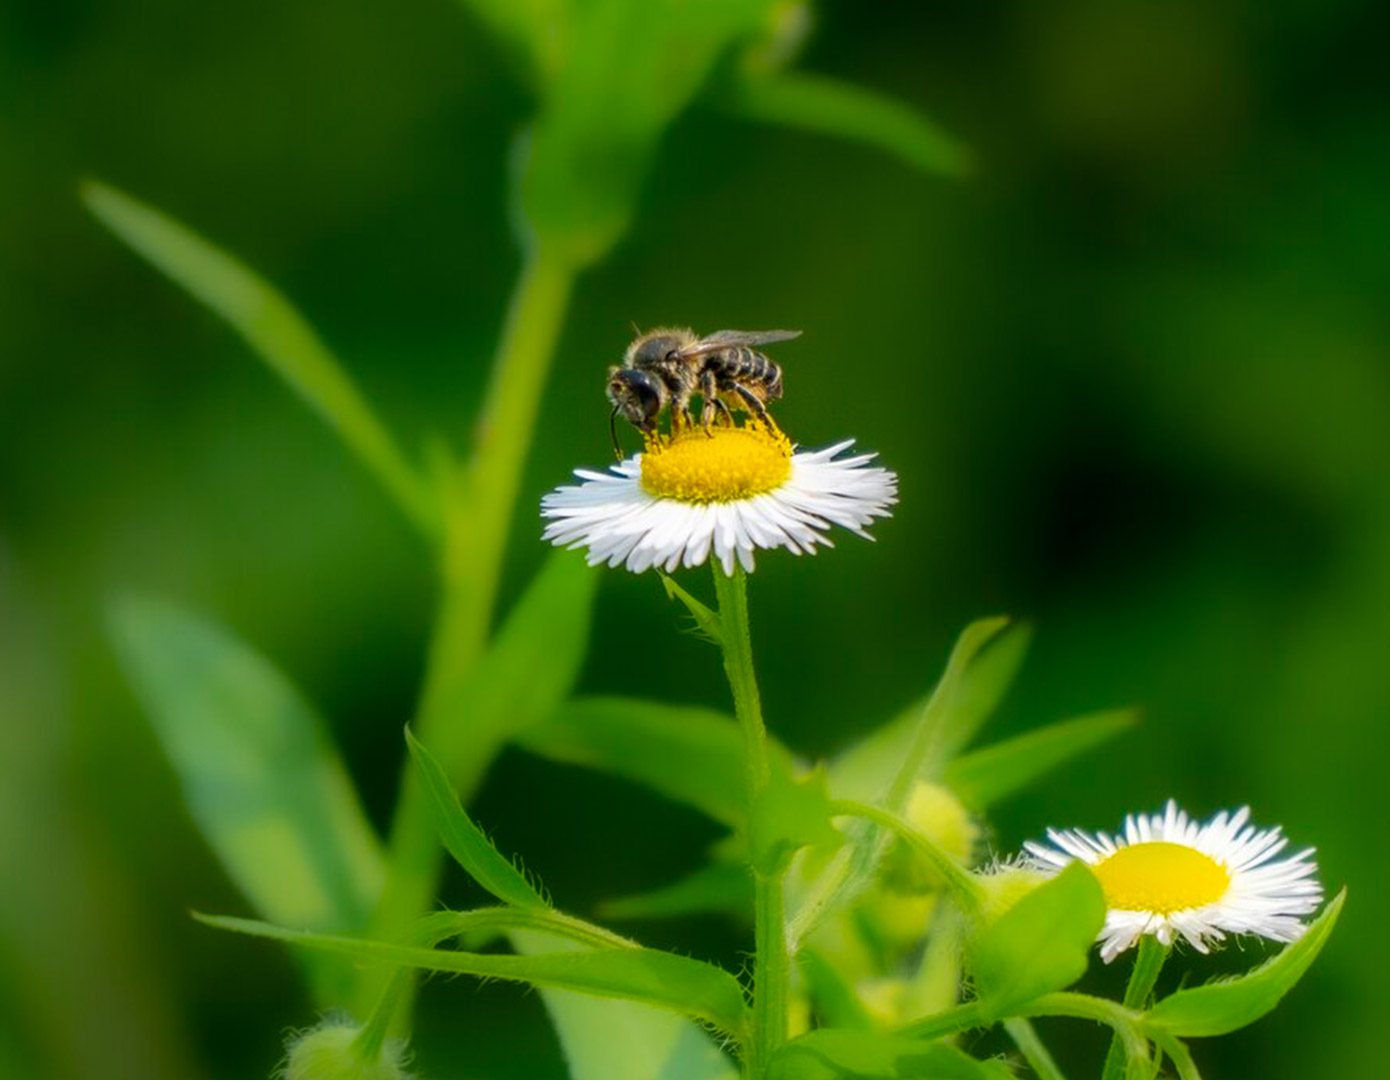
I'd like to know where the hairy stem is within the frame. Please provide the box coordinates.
[712,565,787,1077]
[1101,937,1167,1080]
[353,240,576,1017]
[1004,1018,1067,1080]
[826,798,983,914]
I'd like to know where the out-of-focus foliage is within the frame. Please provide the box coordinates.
[1,0,1385,1077]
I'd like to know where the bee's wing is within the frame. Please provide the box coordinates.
[678,329,802,357]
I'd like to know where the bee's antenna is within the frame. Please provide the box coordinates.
[609,405,623,461]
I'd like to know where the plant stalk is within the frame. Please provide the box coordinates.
[1101,936,1167,1080]
[712,565,788,1078]
[353,238,576,1017]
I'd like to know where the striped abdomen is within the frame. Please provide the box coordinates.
[708,347,783,401]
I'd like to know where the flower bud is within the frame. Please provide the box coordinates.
[282,1022,412,1080]
[881,782,979,895]
[975,863,1051,925]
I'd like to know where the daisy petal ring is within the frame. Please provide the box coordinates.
[541,422,897,575]
[1024,800,1322,962]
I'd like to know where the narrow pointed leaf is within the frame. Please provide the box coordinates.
[725,72,973,178]
[198,914,751,1037]
[767,1030,1014,1080]
[81,180,435,534]
[108,595,383,1001]
[600,862,752,922]
[659,572,723,642]
[517,696,795,828]
[970,863,1106,1020]
[406,729,547,910]
[945,709,1139,809]
[1145,890,1344,1037]
[830,618,1030,807]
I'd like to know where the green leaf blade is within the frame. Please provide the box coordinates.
[767,1030,1013,1080]
[726,72,973,179]
[433,552,599,791]
[945,709,1139,809]
[405,729,548,911]
[108,595,384,1001]
[830,618,1030,808]
[970,863,1106,1020]
[517,695,795,828]
[600,862,752,922]
[81,180,435,534]
[1145,890,1345,1037]
[200,915,751,1038]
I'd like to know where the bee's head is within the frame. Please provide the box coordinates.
[606,367,666,429]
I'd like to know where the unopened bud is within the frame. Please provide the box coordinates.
[882,782,979,894]
[976,863,1051,925]
[282,1022,412,1080]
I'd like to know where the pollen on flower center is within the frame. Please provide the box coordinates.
[1093,841,1231,914]
[640,423,792,503]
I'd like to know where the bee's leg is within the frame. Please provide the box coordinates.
[713,396,735,428]
[734,385,780,434]
[699,370,722,436]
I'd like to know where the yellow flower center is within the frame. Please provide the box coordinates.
[640,424,792,503]
[1092,841,1231,914]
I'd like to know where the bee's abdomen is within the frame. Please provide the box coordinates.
[714,348,780,390]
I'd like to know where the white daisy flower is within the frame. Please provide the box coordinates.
[1024,800,1322,963]
[541,423,897,575]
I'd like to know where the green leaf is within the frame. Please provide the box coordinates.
[81,180,435,535]
[751,767,842,876]
[199,914,751,1038]
[433,552,599,795]
[519,2,774,264]
[945,709,1139,809]
[405,729,547,910]
[517,695,796,828]
[724,72,972,178]
[513,930,738,1080]
[970,863,1106,1020]
[1145,890,1345,1037]
[767,1030,1013,1080]
[108,596,383,1001]
[800,950,875,1032]
[830,619,1030,808]
[600,862,752,921]
[791,620,1027,948]
[659,572,723,643]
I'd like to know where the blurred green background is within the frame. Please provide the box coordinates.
[2,1,1385,1076]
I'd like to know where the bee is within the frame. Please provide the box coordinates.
[606,327,801,456]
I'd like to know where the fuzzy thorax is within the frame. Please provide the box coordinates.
[640,423,793,503]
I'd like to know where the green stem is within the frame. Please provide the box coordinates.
[1152,1032,1201,1080]
[897,1000,983,1041]
[1003,1018,1067,1080]
[826,798,983,914]
[1025,994,1149,1073]
[352,239,576,1017]
[1101,937,1167,1080]
[711,565,786,1078]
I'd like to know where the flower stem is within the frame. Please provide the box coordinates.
[1100,937,1167,1080]
[826,797,983,914]
[711,565,786,1078]
[1003,1018,1068,1080]
[352,239,576,1018]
